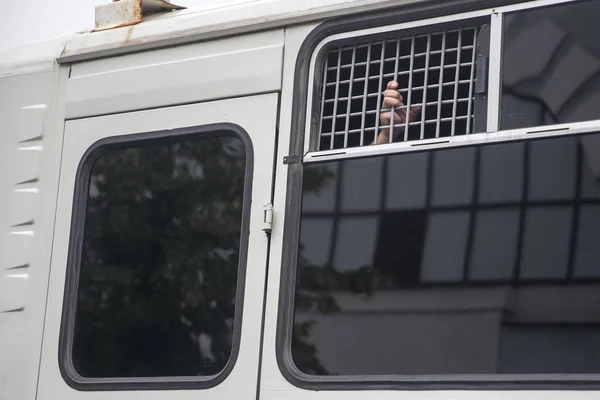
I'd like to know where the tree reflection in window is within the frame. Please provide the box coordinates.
[72,135,246,378]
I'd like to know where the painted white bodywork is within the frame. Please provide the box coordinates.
[59,0,427,62]
[65,29,285,118]
[0,67,69,400]
[38,93,278,400]
[0,0,597,399]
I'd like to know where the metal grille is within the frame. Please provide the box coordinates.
[318,25,480,151]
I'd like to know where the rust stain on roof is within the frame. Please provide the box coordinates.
[94,0,185,32]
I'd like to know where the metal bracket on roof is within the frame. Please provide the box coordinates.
[94,0,186,32]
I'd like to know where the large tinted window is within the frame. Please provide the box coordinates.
[294,132,600,376]
[501,0,600,130]
[70,133,247,379]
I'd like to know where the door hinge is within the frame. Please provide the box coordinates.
[283,155,299,164]
[262,202,273,235]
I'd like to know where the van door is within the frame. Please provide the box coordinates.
[37,93,277,399]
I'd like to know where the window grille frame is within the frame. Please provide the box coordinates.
[302,0,600,164]
[315,20,487,151]
[59,123,254,391]
[277,0,600,391]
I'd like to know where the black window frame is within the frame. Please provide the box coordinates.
[59,123,254,391]
[276,0,600,390]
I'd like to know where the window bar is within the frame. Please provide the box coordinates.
[435,32,447,137]
[323,97,472,119]
[389,38,401,143]
[325,62,473,86]
[359,42,372,146]
[375,46,475,63]
[318,54,330,148]
[330,47,343,150]
[333,115,473,135]
[466,28,478,134]
[332,113,469,125]
[343,45,357,148]
[451,28,463,136]
[403,36,416,141]
[419,33,432,140]
[373,40,386,144]
[326,50,475,71]
[326,80,473,103]
[332,33,469,51]
[327,61,471,86]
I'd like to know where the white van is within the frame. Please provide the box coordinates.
[2,0,600,399]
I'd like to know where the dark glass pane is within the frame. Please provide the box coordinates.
[72,135,246,378]
[500,325,600,374]
[294,132,600,376]
[501,0,600,130]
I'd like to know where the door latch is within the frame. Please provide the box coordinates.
[262,203,273,234]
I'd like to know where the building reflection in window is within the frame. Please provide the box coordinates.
[502,0,600,129]
[294,132,600,376]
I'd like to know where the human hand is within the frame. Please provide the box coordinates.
[376,81,421,144]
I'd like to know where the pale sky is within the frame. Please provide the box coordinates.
[0,0,204,51]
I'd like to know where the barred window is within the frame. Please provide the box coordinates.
[317,22,486,151]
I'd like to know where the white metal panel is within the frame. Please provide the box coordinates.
[15,104,47,142]
[7,189,38,227]
[12,147,43,184]
[0,39,65,77]
[0,272,29,312]
[259,22,318,394]
[65,30,284,119]
[261,391,600,400]
[5,230,35,269]
[38,93,278,400]
[0,67,69,400]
